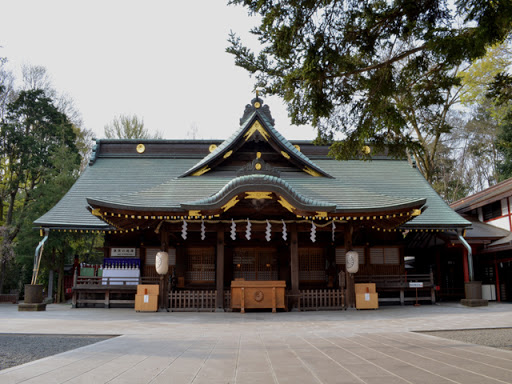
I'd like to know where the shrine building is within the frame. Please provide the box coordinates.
[35,97,471,311]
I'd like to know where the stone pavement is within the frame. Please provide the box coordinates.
[0,303,511,384]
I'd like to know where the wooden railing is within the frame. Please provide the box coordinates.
[299,289,345,311]
[355,273,435,304]
[74,275,160,286]
[72,274,160,308]
[169,290,217,312]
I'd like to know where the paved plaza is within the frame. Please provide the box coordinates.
[0,303,511,384]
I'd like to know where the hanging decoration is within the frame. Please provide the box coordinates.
[245,218,252,240]
[181,219,188,240]
[282,219,287,241]
[230,219,236,240]
[265,220,272,242]
[332,220,336,242]
[201,219,206,240]
[310,221,316,243]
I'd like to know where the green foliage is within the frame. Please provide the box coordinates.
[228,0,512,159]
[104,114,162,139]
[496,119,512,181]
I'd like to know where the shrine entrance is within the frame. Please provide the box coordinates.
[233,247,278,281]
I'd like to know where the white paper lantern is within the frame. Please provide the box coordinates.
[346,250,359,274]
[155,251,169,275]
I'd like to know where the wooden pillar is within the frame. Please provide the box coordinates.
[462,247,470,283]
[216,227,225,311]
[290,223,299,294]
[345,224,355,308]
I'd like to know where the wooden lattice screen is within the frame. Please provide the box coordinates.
[299,248,325,282]
[185,247,215,283]
[233,248,278,281]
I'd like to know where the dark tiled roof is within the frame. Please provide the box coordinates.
[450,178,512,213]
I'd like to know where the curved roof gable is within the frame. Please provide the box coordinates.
[179,98,333,178]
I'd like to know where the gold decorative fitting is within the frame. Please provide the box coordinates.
[303,166,321,177]
[277,196,296,213]
[315,211,328,218]
[189,210,201,217]
[254,101,261,109]
[244,121,270,141]
[256,152,262,158]
[411,209,422,216]
[221,196,240,212]
[191,166,211,176]
[223,150,233,159]
[281,151,290,159]
[294,144,301,152]
[209,144,218,153]
[245,192,272,200]
[91,209,102,217]
[255,163,262,170]
[136,144,145,153]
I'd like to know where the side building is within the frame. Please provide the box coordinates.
[451,179,512,302]
[35,98,470,310]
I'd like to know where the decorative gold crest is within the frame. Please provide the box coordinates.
[255,163,262,170]
[245,192,272,200]
[281,151,290,159]
[209,144,218,153]
[294,144,301,152]
[136,144,145,153]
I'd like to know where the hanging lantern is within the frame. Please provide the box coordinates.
[346,250,359,274]
[155,251,169,275]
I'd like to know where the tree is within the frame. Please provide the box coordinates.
[228,0,512,159]
[0,89,79,292]
[104,114,162,139]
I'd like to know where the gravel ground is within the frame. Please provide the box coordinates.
[420,328,512,351]
[0,334,114,371]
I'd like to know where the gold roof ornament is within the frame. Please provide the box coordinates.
[136,144,145,153]
[303,166,322,177]
[277,196,296,213]
[191,166,211,176]
[244,120,270,141]
[209,144,218,153]
[221,196,240,212]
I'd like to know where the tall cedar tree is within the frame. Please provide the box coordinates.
[0,89,79,292]
[228,0,512,164]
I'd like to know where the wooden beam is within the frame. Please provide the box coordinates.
[216,226,225,311]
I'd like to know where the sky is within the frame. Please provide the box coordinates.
[0,1,316,141]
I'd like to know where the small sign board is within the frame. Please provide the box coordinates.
[111,248,136,257]
[409,282,424,288]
